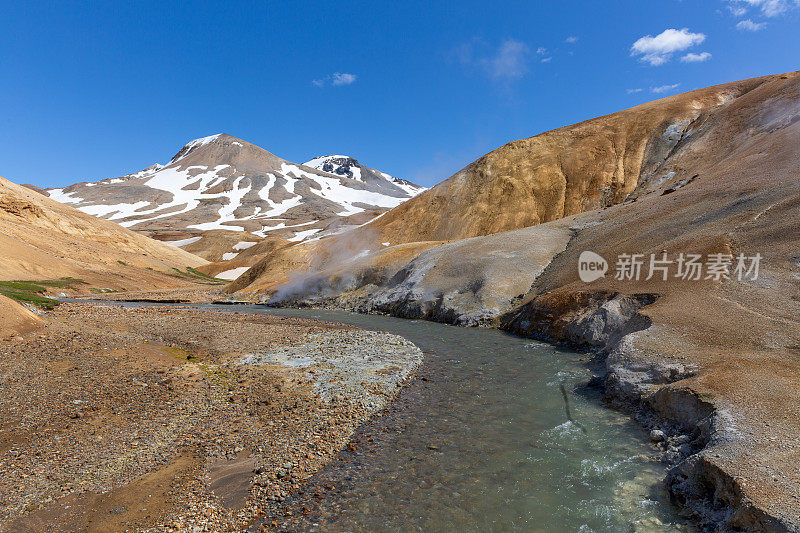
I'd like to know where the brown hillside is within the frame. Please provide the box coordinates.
[0,176,207,291]
[233,71,799,296]
[367,72,792,244]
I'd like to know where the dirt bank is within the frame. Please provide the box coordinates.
[0,294,44,338]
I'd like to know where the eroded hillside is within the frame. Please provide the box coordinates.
[0,176,209,292]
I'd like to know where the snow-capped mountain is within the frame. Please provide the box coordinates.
[46,134,427,243]
[119,163,165,180]
[303,155,426,197]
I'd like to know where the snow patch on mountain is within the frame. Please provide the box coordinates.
[165,236,202,247]
[281,163,407,216]
[169,134,222,164]
[45,134,427,244]
[48,188,83,204]
[122,164,165,180]
[288,228,323,242]
[111,164,234,228]
[253,220,319,237]
[256,173,304,219]
[216,266,249,280]
[304,155,350,170]
[303,155,427,197]
[189,174,251,231]
[304,155,364,181]
[81,201,152,221]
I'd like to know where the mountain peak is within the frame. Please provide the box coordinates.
[45,135,426,241]
[304,155,362,179]
[169,133,246,164]
[303,155,427,197]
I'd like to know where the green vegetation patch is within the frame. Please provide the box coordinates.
[0,289,60,310]
[169,267,227,285]
[187,267,226,282]
[0,277,86,293]
[161,345,195,362]
[0,277,86,309]
[0,281,47,293]
[36,277,86,288]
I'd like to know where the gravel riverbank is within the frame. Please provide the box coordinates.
[0,303,421,532]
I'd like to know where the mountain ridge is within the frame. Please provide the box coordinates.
[45,134,427,242]
[358,71,794,245]
[303,154,424,196]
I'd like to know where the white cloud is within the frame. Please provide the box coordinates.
[453,39,533,83]
[565,36,578,43]
[483,39,530,80]
[541,57,552,63]
[331,72,357,86]
[736,18,768,30]
[312,72,358,87]
[727,0,800,17]
[536,46,547,55]
[651,83,681,93]
[627,88,644,94]
[681,51,712,62]
[631,28,706,66]
[729,4,749,16]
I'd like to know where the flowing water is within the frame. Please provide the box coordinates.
[97,302,690,532]
[204,305,690,533]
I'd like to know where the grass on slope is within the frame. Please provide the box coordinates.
[0,289,60,310]
[170,267,228,285]
[1,269,226,310]
[0,289,61,310]
[0,277,86,293]
[0,277,86,309]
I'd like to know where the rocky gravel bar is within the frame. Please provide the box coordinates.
[0,302,422,532]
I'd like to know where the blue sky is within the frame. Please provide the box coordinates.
[1,0,798,188]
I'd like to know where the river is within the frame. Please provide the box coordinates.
[189,304,690,532]
[90,301,689,532]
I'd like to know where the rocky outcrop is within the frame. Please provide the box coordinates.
[500,290,657,349]
[303,155,425,197]
[268,223,573,326]
[667,455,791,532]
[0,197,44,219]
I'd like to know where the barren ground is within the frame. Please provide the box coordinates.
[0,303,420,532]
